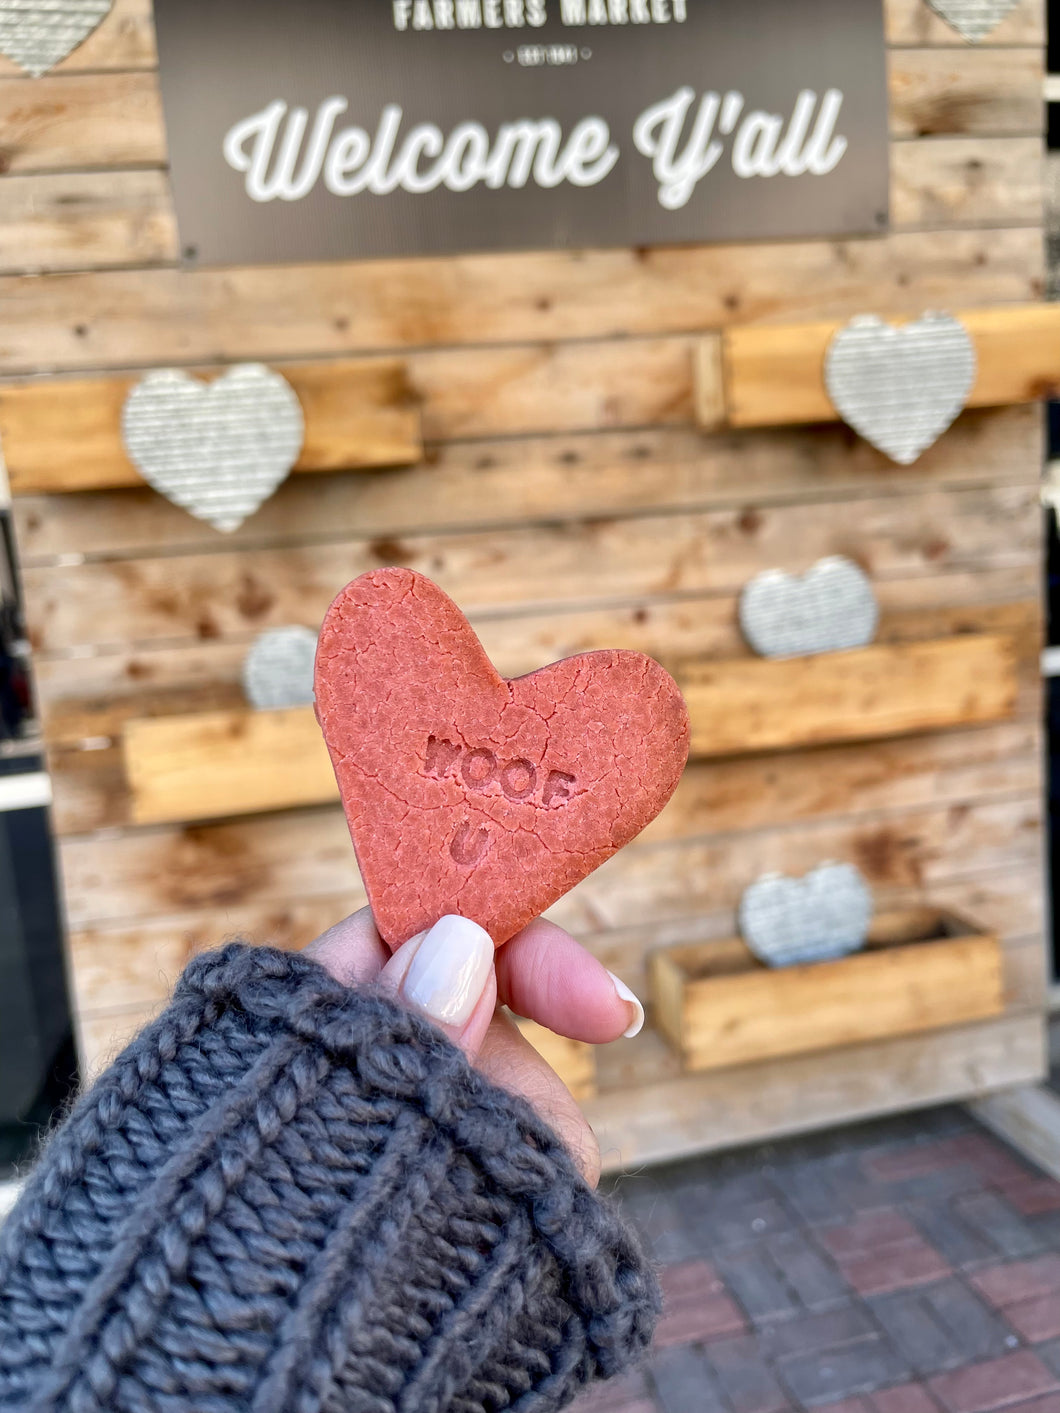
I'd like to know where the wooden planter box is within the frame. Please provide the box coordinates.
[676,635,1016,759]
[514,1016,597,1102]
[650,908,1004,1074]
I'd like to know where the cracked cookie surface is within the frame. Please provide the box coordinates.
[315,568,690,947]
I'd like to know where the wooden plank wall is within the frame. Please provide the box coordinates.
[3,0,1050,1163]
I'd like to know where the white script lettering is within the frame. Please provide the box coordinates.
[224,101,619,200]
[635,86,848,207]
[222,89,848,209]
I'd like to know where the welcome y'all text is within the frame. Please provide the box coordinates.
[223,86,848,211]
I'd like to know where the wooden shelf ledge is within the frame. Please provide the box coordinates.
[588,1011,1044,1174]
[650,907,1005,1074]
[696,303,1060,431]
[678,634,1017,757]
[1,358,423,494]
[121,634,1018,827]
[123,705,334,825]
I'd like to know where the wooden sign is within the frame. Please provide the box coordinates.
[152,0,890,265]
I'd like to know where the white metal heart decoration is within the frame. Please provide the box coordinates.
[242,627,318,711]
[740,556,878,659]
[926,0,1021,42]
[0,0,113,77]
[824,313,977,465]
[739,863,873,968]
[122,365,305,533]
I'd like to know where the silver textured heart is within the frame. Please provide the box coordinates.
[739,863,873,968]
[0,0,112,77]
[926,0,1020,41]
[242,627,318,711]
[740,556,878,659]
[122,364,305,533]
[824,313,976,465]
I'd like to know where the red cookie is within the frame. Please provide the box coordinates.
[315,568,690,948]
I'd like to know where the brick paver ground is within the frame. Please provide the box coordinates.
[574,1107,1060,1413]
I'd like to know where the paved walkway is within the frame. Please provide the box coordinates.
[576,1107,1060,1413]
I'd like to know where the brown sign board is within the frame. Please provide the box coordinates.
[153,0,890,266]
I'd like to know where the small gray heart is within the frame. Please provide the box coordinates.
[825,313,977,465]
[243,627,318,711]
[926,0,1020,41]
[740,556,878,659]
[739,863,873,968]
[0,0,112,77]
[122,364,305,533]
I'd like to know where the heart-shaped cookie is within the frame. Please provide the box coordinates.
[739,863,873,968]
[121,364,305,533]
[740,556,878,659]
[315,568,690,947]
[926,0,1020,42]
[0,0,112,77]
[824,313,977,465]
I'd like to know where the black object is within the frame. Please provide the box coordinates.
[0,757,77,1173]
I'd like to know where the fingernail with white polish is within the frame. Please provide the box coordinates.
[608,971,646,1039]
[402,915,494,1027]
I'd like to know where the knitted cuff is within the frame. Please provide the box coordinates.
[0,944,660,1413]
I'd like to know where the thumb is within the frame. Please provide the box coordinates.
[379,914,497,1059]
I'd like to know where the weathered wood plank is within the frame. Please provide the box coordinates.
[0,0,156,77]
[20,484,1040,653]
[29,573,1042,742]
[586,1013,1045,1172]
[2,359,422,493]
[14,406,1043,564]
[67,898,363,1016]
[29,586,1044,806]
[722,306,1060,430]
[5,341,693,491]
[558,796,1041,938]
[0,228,1041,374]
[124,707,334,825]
[0,73,163,173]
[0,136,1038,276]
[683,636,1017,758]
[0,170,175,276]
[58,791,1040,933]
[890,136,1042,229]
[890,48,1043,138]
[66,862,1043,1019]
[72,1004,1046,1139]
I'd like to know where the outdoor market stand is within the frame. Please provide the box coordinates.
[2,0,1053,1169]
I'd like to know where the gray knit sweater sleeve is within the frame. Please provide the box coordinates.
[0,944,659,1413]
